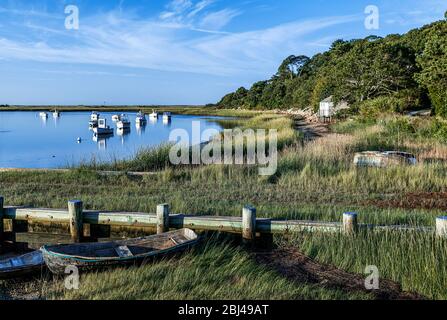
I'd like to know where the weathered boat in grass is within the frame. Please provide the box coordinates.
[354,151,417,167]
[41,229,199,275]
[0,250,45,280]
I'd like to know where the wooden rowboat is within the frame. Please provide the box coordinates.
[0,251,45,280]
[41,229,199,275]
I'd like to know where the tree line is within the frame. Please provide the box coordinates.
[216,15,447,118]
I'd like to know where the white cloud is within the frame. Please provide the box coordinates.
[0,5,359,78]
[199,8,241,30]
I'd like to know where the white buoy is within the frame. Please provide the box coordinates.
[77,137,82,143]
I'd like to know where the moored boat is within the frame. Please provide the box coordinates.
[162,112,171,120]
[149,110,158,120]
[39,112,48,118]
[112,114,121,122]
[41,229,199,275]
[93,118,114,135]
[117,114,131,130]
[89,112,100,128]
[0,250,45,280]
[135,112,147,125]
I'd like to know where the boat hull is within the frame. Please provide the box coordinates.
[0,251,45,280]
[41,229,199,275]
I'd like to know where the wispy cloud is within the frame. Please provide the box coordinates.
[199,8,241,30]
[159,0,238,31]
[0,1,364,79]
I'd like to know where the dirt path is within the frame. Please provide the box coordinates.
[293,117,330,141]
[254,247,424,300]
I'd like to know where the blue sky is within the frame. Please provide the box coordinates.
[0,0,445,105]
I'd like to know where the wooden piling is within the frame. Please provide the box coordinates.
[436,216,447,238]
[0,196,4,244]
[68,200,83,243]
[242,206,256,244]
[156,204,170,234]
[343,212,358,235]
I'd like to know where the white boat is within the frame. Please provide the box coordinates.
[112,114,121,122]
[163,112,171,121]
[53,110,60,118]
[149,110,158,120]
[354,151,417,167]
[90,112,100,122]
[93,118,114,135]
[135,112,147,125]
[89,112,100,128]
[117,114,131,130]
[39,112,48,118]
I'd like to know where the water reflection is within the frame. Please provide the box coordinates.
[53,116,60,128]
[163,118,172,126]
[93,133,114,150]
[117,127,131,145]
[136,123,146,135]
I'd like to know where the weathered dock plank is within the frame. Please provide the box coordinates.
[0,203,439,237]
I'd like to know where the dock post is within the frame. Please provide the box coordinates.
[157,204,170,234]
[436,216,447,238]
[68,200,83,243]
[343,212,358,235]
[242,206,256,245]
[0,196,4,245]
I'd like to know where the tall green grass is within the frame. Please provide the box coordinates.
[281,230,447,299]
[43,240,371,300]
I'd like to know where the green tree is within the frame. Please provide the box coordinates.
[416,22,447,117]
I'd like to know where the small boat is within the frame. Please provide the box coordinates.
[89,112,100,128]
[149,110,158,120]
[0,251,45,280]
[163,112,172,121]
[39,112,48,118]
[117,114,131,130]
[90,112,100,122]
[93,118,114,135]
[53,110,60,118]
[135,112,147,126]
[41,229,199,275]
[354,151,417,167]
[112,114,121,122]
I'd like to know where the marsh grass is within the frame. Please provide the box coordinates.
[2,111,447,300]
[281,230,447,299]
[43,239,371,300]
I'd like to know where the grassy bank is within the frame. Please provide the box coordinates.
[1,109,447,299]
[41,239,371,300]
[283,230,447,299]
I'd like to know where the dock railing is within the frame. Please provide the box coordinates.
[0,196,446,246]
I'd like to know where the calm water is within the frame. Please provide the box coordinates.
[0,111,225,168]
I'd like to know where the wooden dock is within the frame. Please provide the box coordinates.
[0,196,445,250]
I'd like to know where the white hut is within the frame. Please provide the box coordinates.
[319,96,334,118]
[319,96,349,122]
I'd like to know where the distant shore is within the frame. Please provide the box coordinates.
[0,105,204,113]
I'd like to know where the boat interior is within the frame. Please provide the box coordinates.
[45,229,197,259]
